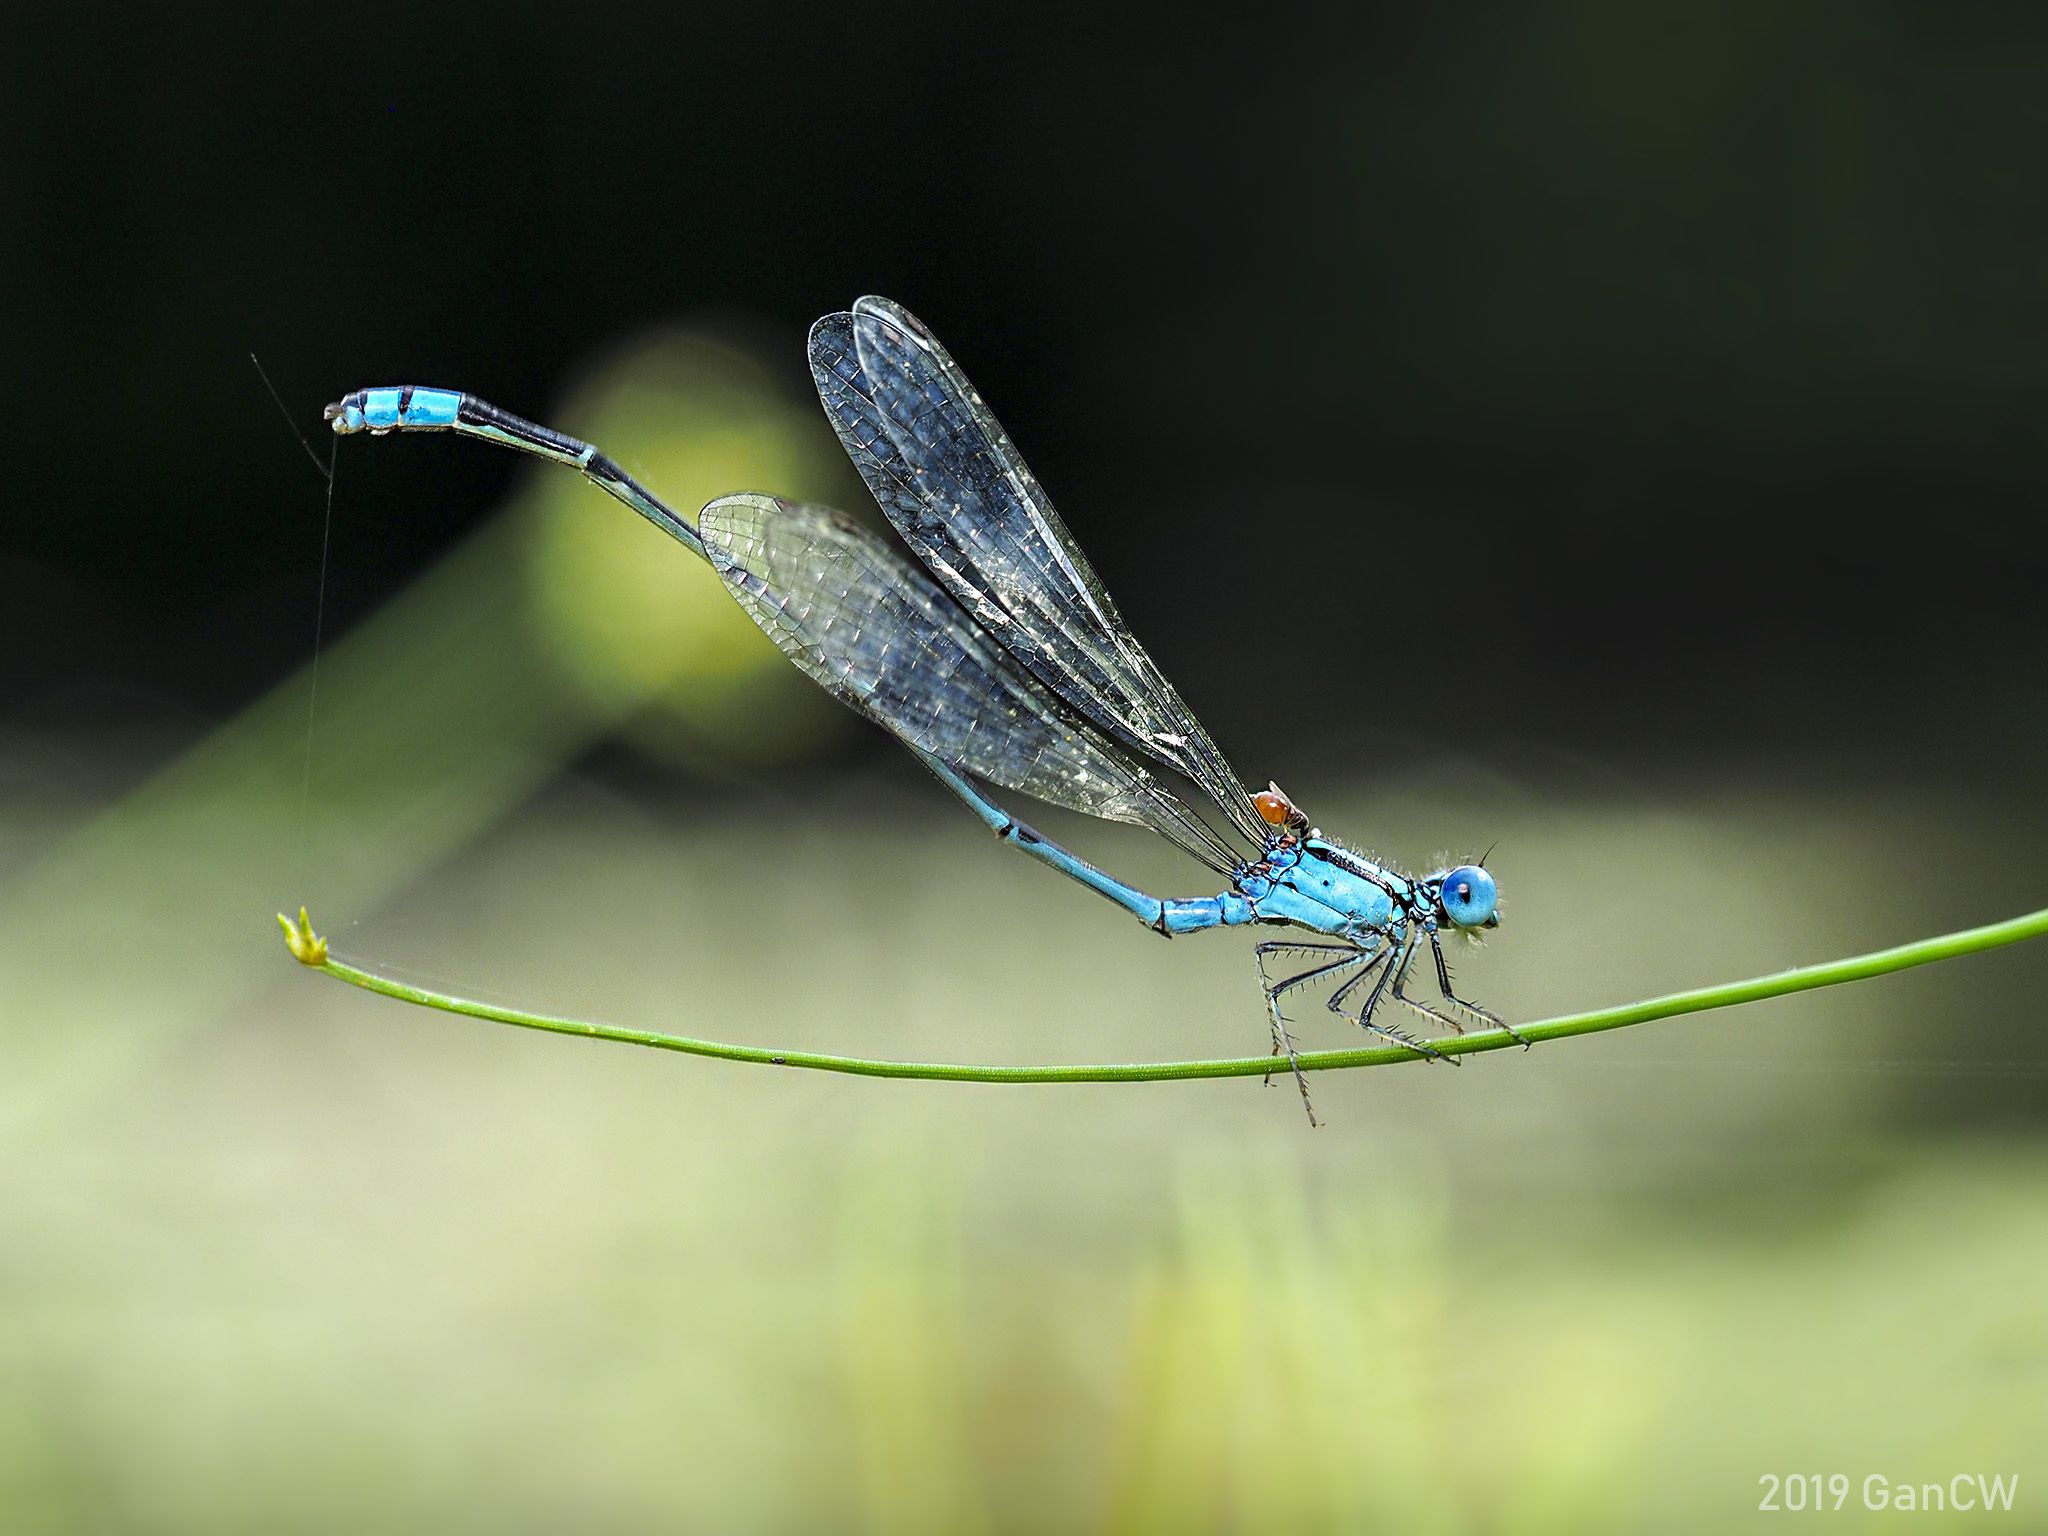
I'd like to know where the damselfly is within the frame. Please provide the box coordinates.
[326,298,1521,1119]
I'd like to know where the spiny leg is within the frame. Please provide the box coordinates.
[1254,942,1364,1125]
[1406,926,1529,1048]
[1254,943,1359,1067]
[1390,944,1471,1038]
[1334,938,1456,1064]
[1256,946,1365,1125]
[1255,943,1360,1047]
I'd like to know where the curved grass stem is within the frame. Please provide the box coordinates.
[276,905,2048,1083]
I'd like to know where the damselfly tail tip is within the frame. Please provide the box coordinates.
[322,398,361,435]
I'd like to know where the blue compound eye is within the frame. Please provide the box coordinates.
[1439,865,1498,928]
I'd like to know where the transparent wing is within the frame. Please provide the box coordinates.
[807,297,1267,848]
[700,493,1240,874]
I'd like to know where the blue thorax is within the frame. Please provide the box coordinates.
[1235,832,1411,937]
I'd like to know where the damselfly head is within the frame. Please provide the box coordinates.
[1432,864,1500,930]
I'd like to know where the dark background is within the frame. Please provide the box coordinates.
[5,9,2047,1527]
[8,3,2044,791]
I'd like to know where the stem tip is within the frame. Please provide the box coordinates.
[278,906,328,967]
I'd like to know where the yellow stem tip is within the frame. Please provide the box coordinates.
[277,906,328,967]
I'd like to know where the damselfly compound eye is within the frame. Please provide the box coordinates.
[1439,865,1498,928]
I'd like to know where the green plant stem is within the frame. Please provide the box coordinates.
[284,904,2048,1083]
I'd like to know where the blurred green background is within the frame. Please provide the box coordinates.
[5,4,2046,1532]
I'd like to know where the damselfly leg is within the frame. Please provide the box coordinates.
[1332,936,1456,1064]
[1397,927,1530,1048]
[1253,941,1363,1125]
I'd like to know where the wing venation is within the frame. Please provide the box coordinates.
[701,493,1240,874]
[807,298,1266,847]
